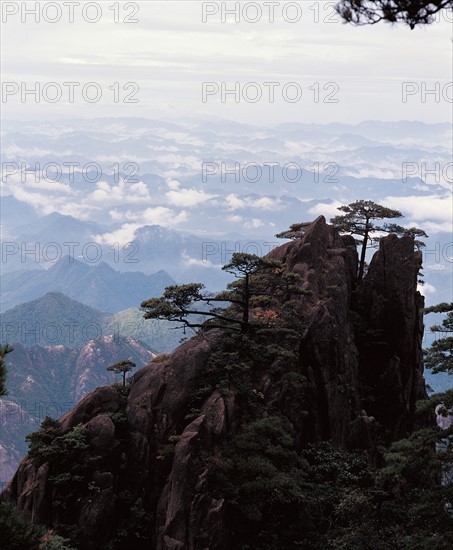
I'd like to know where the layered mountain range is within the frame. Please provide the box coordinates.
[0,256,175,313]
[1,118,451,300]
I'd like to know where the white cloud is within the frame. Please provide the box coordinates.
[151,153,201,171]
[227,215,243,223]
[166,188,216,207]
[166,178,181,190]
[251,197,279,210]
[308,201,342,218]
[52,202,102,220]
[108,206,188,226]
[93,223,141,246]
[224,194,282,211]
[101,207,189,243]
[419,282,437,296]
[89,178,150,204]
[2,145,74,157]
[141,207,188,226]
[384,195,452,222]
[162,169,186,179]
[225,194,246,210]
[181,250,223,269]
[384,194,453,233]
[4,172,72,193]
[108,209,128,222]
[92,154,152,163]
[342,167,399,179]
[422,221,453,234]
[2,1,451,125]
[153,131,205,147]
[7,188,99,219]
[244,218,264,229]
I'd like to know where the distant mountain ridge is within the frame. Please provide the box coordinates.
[0,257,176,313]
[0,291,185,352]
[0,211,280,289]
[14,212,106,243]
[0,292,108,347]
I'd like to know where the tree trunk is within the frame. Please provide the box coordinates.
[242,273,250,333]
[357,221,370,282]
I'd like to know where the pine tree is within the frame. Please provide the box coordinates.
[275,222,311,240]
[141,253,283,335]
[424,302,453,374]
[0,344,14,397]
[423,303,453,413]
[107,359,136,387]
[330,200,427,282]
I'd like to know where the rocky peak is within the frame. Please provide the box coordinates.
[5,217,428,549]
[354,233,426,439]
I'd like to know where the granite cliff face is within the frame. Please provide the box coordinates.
[5,216,428,549]
[353,233,426,440]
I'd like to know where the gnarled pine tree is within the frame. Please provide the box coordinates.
[141,253,289,335]
[107,359,136,387]
[330,200,427,282]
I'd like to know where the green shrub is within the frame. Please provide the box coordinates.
[0,496,44,549]
[216,416,307,516]
[26,420,88,465]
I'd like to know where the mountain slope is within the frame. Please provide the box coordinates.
[106,307,185,353]
[0,336,155,485]
[15,212,105,243]
[0,292,186,352]
[0,292,109,347]
[0,258,176,313]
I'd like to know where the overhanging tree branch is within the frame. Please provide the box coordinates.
[336,0,453,29]
[141,253,288,335]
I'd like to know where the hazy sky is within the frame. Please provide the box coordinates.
[1,1,452,124]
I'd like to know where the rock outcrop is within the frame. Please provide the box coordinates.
[5,216,428,549]
[354,233,426,439]
[268,216,362,447]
